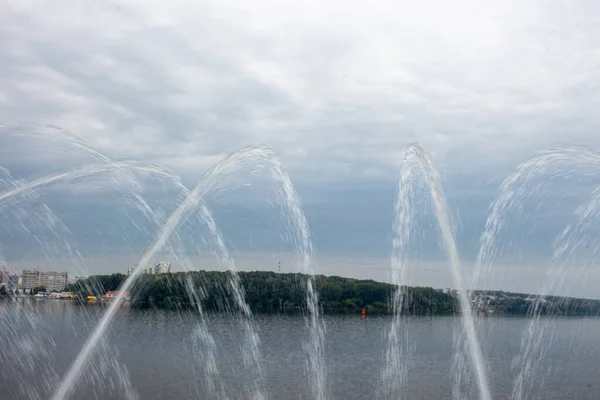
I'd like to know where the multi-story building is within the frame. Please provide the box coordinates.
[129,261,172,276]
[22,270,40,290]
[156,261,171,274]
[21,270,68,292]
[39,271,68,292]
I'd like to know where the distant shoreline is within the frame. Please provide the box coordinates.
[4,298,599,321]
[58,270,600,317]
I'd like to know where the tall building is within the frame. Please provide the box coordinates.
[156,261,171,274]
[22,270,40,290]
[39,271,68,292]
[21,270,68,292]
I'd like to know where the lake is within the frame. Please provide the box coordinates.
[1,300,599,399]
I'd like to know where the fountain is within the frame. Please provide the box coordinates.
[384,143,491,400]
[380,143,600,400]
[0,130,324,400]
[2,130,599,399]
[473,146,600,400]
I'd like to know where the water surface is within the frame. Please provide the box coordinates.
[1,300,598,399]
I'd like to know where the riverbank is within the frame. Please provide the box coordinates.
[64,270,600,317]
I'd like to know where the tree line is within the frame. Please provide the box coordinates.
[472,290,600,317]
[67,271,600,316]
[68,271,457,315]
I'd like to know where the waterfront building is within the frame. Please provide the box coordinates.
[39,271,68,292]
[21,270,40,290]
[22,270,68,292]
[104,290,132,301]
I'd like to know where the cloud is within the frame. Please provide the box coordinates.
[3,0,600,295]
[3,0,600,182]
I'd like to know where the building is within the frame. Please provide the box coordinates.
[156,261,171,274]
[129,261,172,276]
[21,270,68,292]
[104,290,132,301]
[22,270,40,290]
[38,271,68,292]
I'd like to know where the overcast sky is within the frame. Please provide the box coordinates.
[2,0,600,297]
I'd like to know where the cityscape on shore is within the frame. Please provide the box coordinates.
[0,261,172,297]
[1,262,597,317]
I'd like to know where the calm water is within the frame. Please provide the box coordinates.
[1,300,599,399]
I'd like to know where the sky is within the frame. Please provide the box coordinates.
[2,0,600,297]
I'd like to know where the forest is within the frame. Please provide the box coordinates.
[68,271,600,316]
